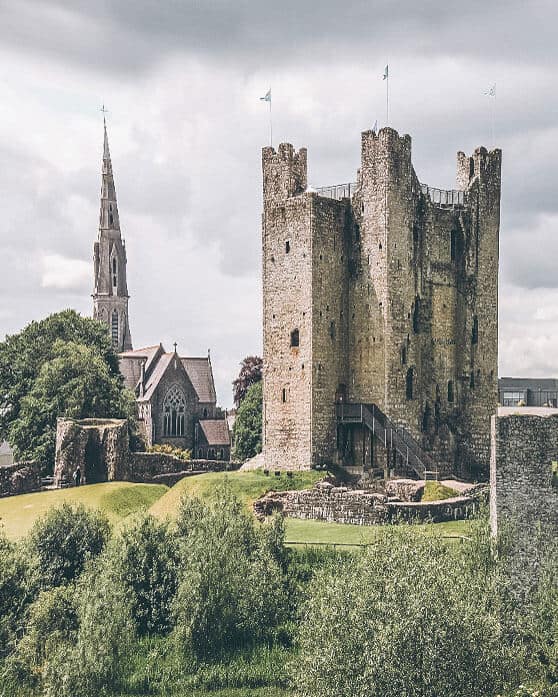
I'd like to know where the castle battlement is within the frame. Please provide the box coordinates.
[261,125,501,478]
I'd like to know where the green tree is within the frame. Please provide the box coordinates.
[26,503,110,590]
[113,515,180,636]
[0,531,31,659]
[294,526,519,697]
[232,380,262,461]
[8,339,133,467]
[232,355,263,408]
[0,309,120,441]
[174,483,288,659]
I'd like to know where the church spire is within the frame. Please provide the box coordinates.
[93,114,133,352]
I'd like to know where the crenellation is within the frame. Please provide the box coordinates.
[262,126,501,478]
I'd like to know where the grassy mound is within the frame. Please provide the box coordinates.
[421,480,459,502]
[0,482,168,540]
[149,469,323,520]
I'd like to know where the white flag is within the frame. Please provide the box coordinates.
[260,89,271,102]
[485,84,496,97]
[383,65,389,80]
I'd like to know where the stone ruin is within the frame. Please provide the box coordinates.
[255,477,484,526]
[53,417,241,489]
[54,418,130,486]
[490,407,558,586]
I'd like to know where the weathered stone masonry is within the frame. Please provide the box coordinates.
[490,407,558,585]
[262,128,501,478]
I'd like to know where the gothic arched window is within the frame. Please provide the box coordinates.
[111,256,118,291]
[163,385,186,437]
[111,310,119,347]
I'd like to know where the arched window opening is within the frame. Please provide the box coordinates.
[329,321,336,341]
[290,329,299,347]
[203,407,208,418]
[421,402,431,433]
[285,240,290,254]
[406,368,414,400]
[111,310,119,347]
[412,297,421,334]
[469,372,475,389]
[281,388,287,403]
[109,203,114,226]
[447,380,454,403]
[112,257,118,289]
[401,345,407,365]
[471,316,479,345]
[163,385,186,437]
[451,227,464,263]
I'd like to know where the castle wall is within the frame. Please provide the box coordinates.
[490,408,558,588]
[261,128,500,478]
[310,195,350,465]
[262,144,312,470]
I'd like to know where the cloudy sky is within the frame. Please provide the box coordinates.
[0,0,556,407]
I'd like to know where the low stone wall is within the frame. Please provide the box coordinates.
[128,453,241,483]
[0,462,41,498]
[255,480,483,525]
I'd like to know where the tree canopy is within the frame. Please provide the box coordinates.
[232,355,262,408]
[0,311,133,468]
[232,380,262,461]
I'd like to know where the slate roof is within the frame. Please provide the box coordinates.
[181,358,217,403]
[198,419,230,446]
[119,346,217,405]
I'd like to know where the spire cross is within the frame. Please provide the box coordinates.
[100,104,109,126]
[173,342,178,353]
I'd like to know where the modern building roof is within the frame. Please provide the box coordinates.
[499,377,558,390]
[198,419,230,446]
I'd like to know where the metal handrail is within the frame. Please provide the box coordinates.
[336,402,437,478]
[314,181,466,207]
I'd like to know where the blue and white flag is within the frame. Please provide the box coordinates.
[260,89,271,102]
[485,84,496,97]
[383,65,389,80]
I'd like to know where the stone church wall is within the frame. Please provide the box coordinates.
[490,408,558,588]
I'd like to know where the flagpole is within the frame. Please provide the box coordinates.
[386,71,389,126]
[269,96,273,148]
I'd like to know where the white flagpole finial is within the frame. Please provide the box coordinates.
[260,88,272,148]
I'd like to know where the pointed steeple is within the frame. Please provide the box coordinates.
[93,116,133,352]
[99,120,121,232]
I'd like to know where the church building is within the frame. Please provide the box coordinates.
[92,120,230,459]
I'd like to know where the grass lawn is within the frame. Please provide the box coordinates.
[149,468,323,519]
[284,516,472,547]
[0,481,168,540]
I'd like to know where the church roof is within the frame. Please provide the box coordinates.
[198,419,230,446]
[118,346,217,405]
[181,357,217,403]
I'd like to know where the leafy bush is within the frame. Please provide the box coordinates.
[112,515,180,636]
[294,525,519,697]
[148,443,192,461]
[174,483,288,659]
[26,503,110,589]
[42,553,135,697]
[0,532,31,659]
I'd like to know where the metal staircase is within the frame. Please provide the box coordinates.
[336,402,438,480]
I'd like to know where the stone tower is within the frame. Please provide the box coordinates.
[92,120,133,352]
[262,127,501,479]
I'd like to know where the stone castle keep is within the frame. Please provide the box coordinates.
[262,127,501,478]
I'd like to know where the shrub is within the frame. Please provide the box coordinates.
[26,503,110,589]
[174,483,288,659]
[113,515,180,636]
[294,526,519,697]
[148,443,192,461]
[0,532,31,659]
[232,381,262,461]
